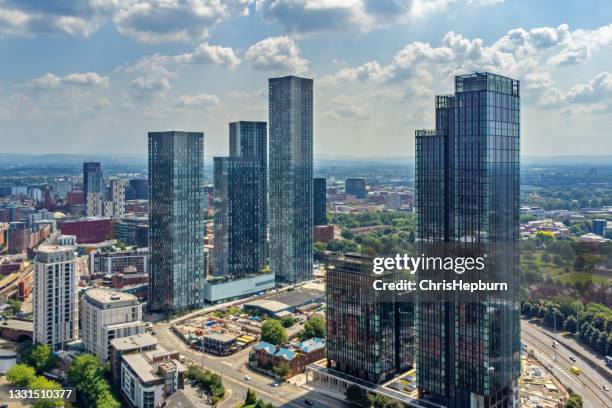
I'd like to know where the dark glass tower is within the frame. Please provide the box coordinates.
[345,178,367,199]
[83,162,102,211]
[269,76,313,283]
[148,131,206,312]
[313,177,327,226]
[326,253,412,383]
[415,72,520,407]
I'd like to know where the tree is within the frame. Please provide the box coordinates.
[261,319,288,345]
[521,302,532,316]
[29,375,63,408]
[28,344,58,374]
[6,364,36,387]
[245,389,258,405]
[565,393,583,408]
[564,315,577,334]
[5,299,22,315]
[68,354,119,408]
[368,394,400,408]
[345,384,368,407]
[541,253,551,263]
[301,316,326,339]
[272,363,291,381]
[281,316,298,328]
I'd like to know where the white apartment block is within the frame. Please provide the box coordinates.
[120,347,184,408]
[109,179,125,219]
[87,192,103,217]
[33,245,79,351]
[81,288,145,361]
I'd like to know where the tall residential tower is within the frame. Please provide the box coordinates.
[415,72,520,407]
[268,76,313,283]
[148,131,206,312]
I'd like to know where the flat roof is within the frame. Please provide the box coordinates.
[245,299,289,313]
[110,333,157,351]
[123,353,159,383]
[202,333,235,343]
[84,287,138,304]
[0,319,33,332]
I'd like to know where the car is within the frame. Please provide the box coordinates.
[304,400,314,406]
[271,383,279,387]
[244,375,251,381]
[569,356,576,362]
[604,385,610,392]
[552,341,558,349]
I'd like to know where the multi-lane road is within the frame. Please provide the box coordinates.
[155,322,348,408]
[521,320,612,408]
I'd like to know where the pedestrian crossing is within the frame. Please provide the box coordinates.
[526,342,581,387]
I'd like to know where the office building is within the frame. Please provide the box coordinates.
[213,121,267,276]
[58,217,113,244]
[33,245,78,350]
[81,288,145,361]
[415,72,520,407]
[83,162,103,213]
[345,178,367,199]
[313,178,327,226]
[269,75,314,283]
[326,252,412,384]
[126,179,148,200]
[114,216,149,247]
[593,219,607,237]
[148,131,206,312]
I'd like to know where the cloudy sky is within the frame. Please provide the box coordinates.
[0,0,611,158]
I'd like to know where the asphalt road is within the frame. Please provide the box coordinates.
[521,321,612,408]
[154,322,349,408]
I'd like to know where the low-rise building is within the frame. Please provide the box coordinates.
[199,333,236,355]
[250,338,325,378]
[109,333,158,388]
[120,347,185,408]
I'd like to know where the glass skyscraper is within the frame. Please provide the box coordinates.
[268,76,313,283]
[148,131,206,312]
[313,177,327,226]
[415,72,520,407]
[213,122,267,277]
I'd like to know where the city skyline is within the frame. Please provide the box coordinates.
[0,2,610,158]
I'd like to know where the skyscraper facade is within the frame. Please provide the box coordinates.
[148,131,206,312]
[313,178,327,226]
[33,245,79,350]
[345,178,367,199]
[415,72,520,407]
[268,76,313,283]
[213,157,264,276]
[326,253,413,383]
[83,162,102,212]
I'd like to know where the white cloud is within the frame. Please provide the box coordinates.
[536,72,612,112]
[129,76,171,100]
[25,72,109,89]
[565,72,612,103]
[255,0,451,34]
[173,93,220,108]
[113,0,252,43]
[174,42,241,68]
[245,36,309,73]
[326,94,373,119]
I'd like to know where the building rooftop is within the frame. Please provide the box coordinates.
[84,287,138,304]
[254,341,276,354]
[202,333,235,343]
[274,348,295,361]
[110,333,157,351]
[163,389,198,408]
[294,337,325,354]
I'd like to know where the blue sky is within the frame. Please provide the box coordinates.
[0,0,611,157]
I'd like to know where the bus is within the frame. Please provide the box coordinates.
[570,366,581,376]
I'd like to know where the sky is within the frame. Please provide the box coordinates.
[0,0,611,158]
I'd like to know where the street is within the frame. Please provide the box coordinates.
[521,320,612,408]
[154,322,349,408]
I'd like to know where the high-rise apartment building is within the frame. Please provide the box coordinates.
[213,157,263,276]
[345,178,367,199]
[212,121,268,277]
[148,131,206,312]
[81,288,145,361]
[326,252,413,384]
[313,178,327,226]
[269,76,313,283]
[83,162,102,213]
[415,72,520,407]
[109,179,125,219]
[33,245,78,350]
